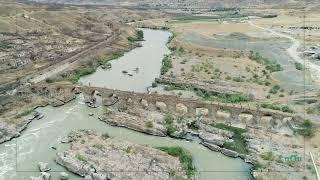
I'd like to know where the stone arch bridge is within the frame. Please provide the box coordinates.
[31,84,303,131]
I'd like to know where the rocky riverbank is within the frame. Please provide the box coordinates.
[98,94,248,157]
[95,92,318,180]
[0,110,45,144]
[55,129,189,180]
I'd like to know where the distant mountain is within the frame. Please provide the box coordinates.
[25,0,313,8]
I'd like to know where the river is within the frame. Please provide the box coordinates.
[0,29,251,180]
[79,29,171,92]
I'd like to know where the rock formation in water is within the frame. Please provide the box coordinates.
[55,130,187,180]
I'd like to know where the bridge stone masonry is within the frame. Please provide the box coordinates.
[30,84,304,131]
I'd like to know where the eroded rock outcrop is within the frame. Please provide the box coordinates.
[102,108,166,136]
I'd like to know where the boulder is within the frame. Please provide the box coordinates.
[127,98,133,104]
[51,100,64,107]
[60,172,68,180]
[199,130,225,146]
[60,137,70,143]
[55,152,93,177]
[140,99,148,108]
[92,173,108,180]
[216,111,231,120]
[38,162,50,172]
[201,142,221,152]
[156,102,167,112]
[196,108,209,117]
[175,103,188,115]
[88,112,94,116]
[220,148,238,158]
[30,172,51,180]
[30,176,42,180]
[41,172,51,180]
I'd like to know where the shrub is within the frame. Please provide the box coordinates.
[211,123,248,154]
[297,120,316,138]
[98,52,124,65]
[69,67,96,83]
[152,82,158,88]
[265,81,271,86]
[295,62,304,71]
[165,114,174,125]
[145,121,153,128]
[136,30,144,40]
[260,152,274,161]
[157,146,195,178]
[180,59,187,64]
[269,85,281,94]
[258,103,294,113]
[306,104,320,114]
[45,78,54,83]
[266,63,283,72]
[164,114,177,135]
[76,154,87,162]
[160,55,172,75]
[187,120,199,130]
[127,30,144,42]
[101,133,110,139]
[232,77,244,82]
[249,51,283,72]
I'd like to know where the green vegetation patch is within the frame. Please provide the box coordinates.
[97,52,124,65]
[260,152,274,161]
[296,120,316,138]
[249,51,283,72]
[76,154,87,162]
[257,103,294,113]
[164,113,177,135]
[160,55,173,75]
[210,123,248,154]
[159,81,253,103]
[145,121,153,128]
[269,84,281,94]
[198,91,253,103]
[69,66,96,83]
[101,133,110,139]
[127,30,144,42]
[295,62,304,71]
[306,103,320,114]
[157,146,195,178]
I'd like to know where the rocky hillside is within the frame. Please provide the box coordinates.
[0,2,165,86]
